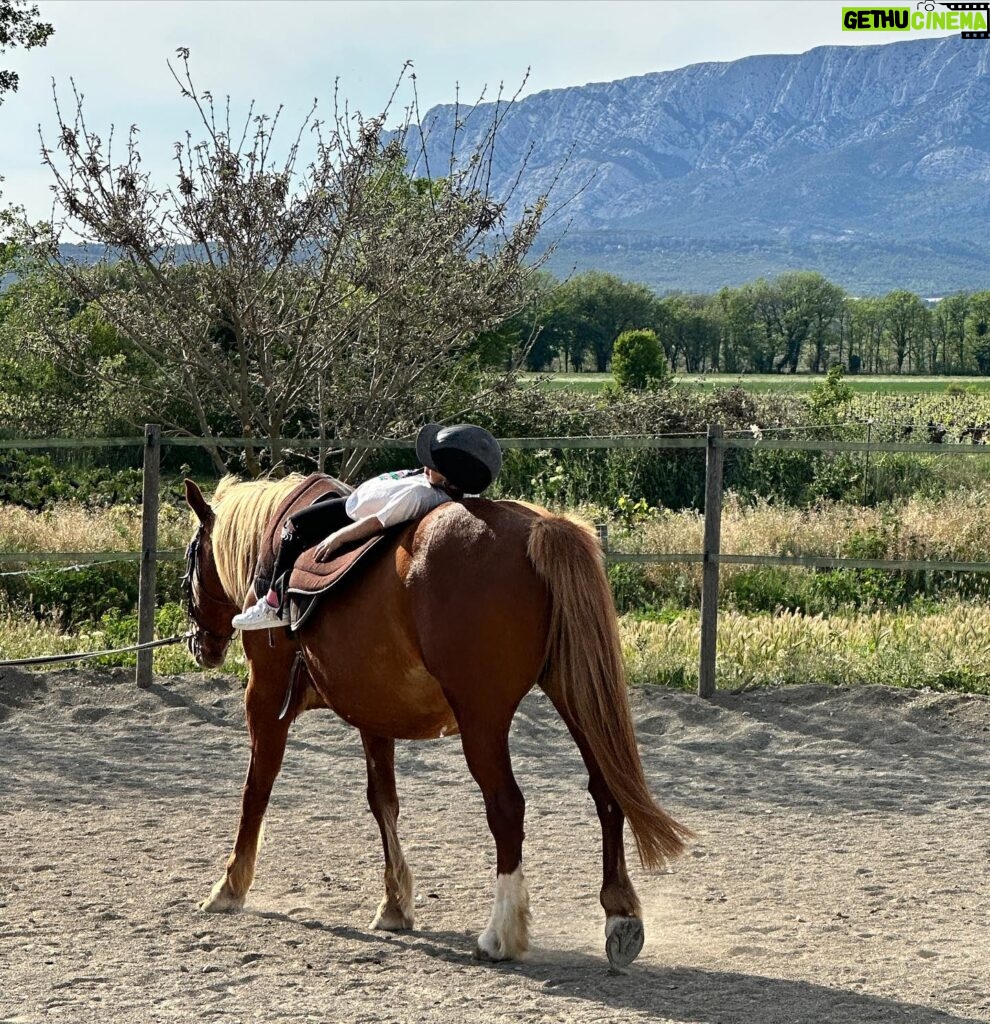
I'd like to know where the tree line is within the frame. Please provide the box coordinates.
[510,270,990,378]
[5,254,990,462]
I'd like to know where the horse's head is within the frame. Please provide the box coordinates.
[182,479,240,668]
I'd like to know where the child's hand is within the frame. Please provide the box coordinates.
[314,517,382,562]
[314,535,343,562]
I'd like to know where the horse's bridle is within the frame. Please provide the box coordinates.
[182,528,237,655]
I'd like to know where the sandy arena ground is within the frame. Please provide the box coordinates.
[1,667,988,1024]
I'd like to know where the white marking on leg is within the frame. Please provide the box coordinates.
[477,866,530,961]
[370,819,415,930]
[200,876,245,913]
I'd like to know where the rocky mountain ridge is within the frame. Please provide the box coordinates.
[412,37,990,294]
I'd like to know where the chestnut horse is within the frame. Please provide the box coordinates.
[182,474,690,968]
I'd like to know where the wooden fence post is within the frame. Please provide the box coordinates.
[698,423,724,698]
[136,424,161,689]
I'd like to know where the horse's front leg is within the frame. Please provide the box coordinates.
[201,641,296,912]
[459,718,529,961]
[360,731,414,930]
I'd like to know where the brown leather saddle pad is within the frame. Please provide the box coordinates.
[257,473,402,631]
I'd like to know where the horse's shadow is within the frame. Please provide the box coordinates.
[145,680,237,728]
[245,908,982,1024]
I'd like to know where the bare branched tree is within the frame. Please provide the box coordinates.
[33,54,553,477]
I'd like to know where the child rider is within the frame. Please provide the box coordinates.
[231,422,502,631]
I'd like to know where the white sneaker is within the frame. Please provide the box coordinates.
[232,596,283,631]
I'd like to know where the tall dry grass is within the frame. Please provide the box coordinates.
[8,490,990,563]
[607,489,990,605]
[3,602,987,693]
[0,502,191,554]
[0,609,247,677]
[621,602,990,693]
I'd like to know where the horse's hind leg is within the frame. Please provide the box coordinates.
[360,731,414,931]
[201,649,294,913]
[458,718,529,961]
[542,688,644,969]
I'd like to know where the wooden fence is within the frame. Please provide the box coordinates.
[4,425,990,694]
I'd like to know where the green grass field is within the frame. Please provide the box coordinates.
[526,372,990,396]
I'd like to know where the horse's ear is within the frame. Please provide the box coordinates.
[184,478,215,529]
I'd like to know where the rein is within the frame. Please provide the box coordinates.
[0,532,221,670]
[0,633,192,669]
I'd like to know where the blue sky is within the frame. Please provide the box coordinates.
[0,0,964,221]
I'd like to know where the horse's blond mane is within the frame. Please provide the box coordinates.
[210,474,307,604]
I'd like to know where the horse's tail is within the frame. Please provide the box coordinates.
[526,512,692,871]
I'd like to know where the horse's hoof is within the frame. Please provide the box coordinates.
[199,880,244,914]
[474,927,510,962]
[371,900,414,931]
[605,916,644,969]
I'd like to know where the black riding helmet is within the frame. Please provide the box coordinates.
[415,423,503,495]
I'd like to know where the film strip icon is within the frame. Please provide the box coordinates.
[939,1,990,38]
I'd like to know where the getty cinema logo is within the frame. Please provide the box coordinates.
[842,2,990,38]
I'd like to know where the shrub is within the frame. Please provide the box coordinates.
[612,329,670,391]
[607,562,662,613]
[485,381,802,509]
[808,364,853,424]
[0,559,184,627]
[0,448,143,510]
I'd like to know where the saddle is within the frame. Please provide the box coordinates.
[257,473,402,631]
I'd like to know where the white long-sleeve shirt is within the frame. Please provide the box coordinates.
[344,469,450,528]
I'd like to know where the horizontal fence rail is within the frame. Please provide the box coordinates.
[6,432,990,454]
[716,554,990,573]
[0,551,146,563]
[720,437,990,455]
[6,550,988,575]
[4,425,990,693]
